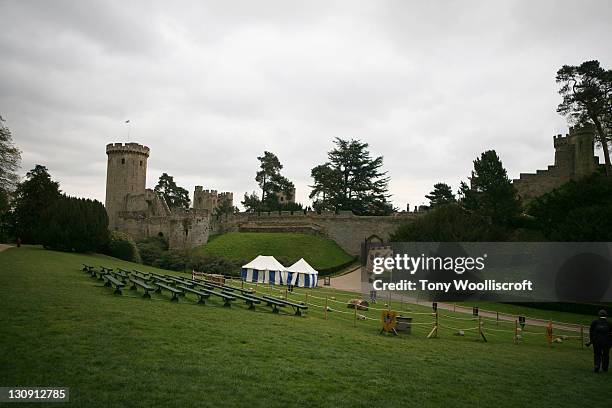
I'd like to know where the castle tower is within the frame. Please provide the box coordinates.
[568,124,596,178]
[193,187,218,212]
[105,143,150,229]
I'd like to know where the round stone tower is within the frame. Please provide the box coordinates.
[105,142,150,229]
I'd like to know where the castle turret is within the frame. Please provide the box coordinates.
[105,142,150,229]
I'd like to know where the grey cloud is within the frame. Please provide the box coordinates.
[0,0,610,210]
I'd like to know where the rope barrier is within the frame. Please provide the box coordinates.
[202,279,588,346]
[440,314,478,321]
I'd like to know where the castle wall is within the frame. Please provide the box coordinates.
[116,210,211,249]
[513,125,598,203]
[211,211,418,256]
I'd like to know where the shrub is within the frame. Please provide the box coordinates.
[152,249,190,271]
[390,204,507,242]
[137,236,169,265]
[106,231,141,263]
[189,253,245,276]
[528,174,612,241]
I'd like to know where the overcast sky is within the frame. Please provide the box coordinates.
[1,0,611,210]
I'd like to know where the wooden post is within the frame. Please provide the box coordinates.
[305,291,308,305]
[241,280,244,290]
[325,296,328,320]
[496,311,499,326]
[580,325,584,349]
[514,319,518,344]
[354,304,357,327]
[547,320,553,348]
[453,304,456,312]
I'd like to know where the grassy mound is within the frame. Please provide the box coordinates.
[0,247,608,407]
[197,232,355,270]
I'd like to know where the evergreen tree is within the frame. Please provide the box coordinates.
[154,173,190,209]
[310,138,393,215]
[556,60,612,174]
[425,183,456,208]
[459,150,520,226]
[40,195,109,252]
[13,165,61,243]
[250,151,297,211]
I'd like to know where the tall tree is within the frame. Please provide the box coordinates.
[241,191,262,212]
[425,183,456,208]
[256,151,283,203]
[0,115,21,214]
[154,173,190,209]
[310,138,393,215]
[556,60,612,174]
[13,165,61,243]
[253,151,296,211]
[459,150,520,226]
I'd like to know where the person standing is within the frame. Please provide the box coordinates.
[589,309,611,373]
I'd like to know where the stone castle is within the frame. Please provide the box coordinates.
[105,125,600,254]
[513,124,600,203]
[105,143,232,249]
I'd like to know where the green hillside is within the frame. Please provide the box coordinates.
[0,246,609,407]
[197,232,355,270]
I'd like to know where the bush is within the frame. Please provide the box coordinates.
[528,174,612,241]
[390,204,507,242]
[137,236,169,266]
[106,231,141,263]
[189,253,245,276]
[152,249,190,271]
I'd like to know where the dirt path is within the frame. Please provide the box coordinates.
[329,266,585,333]
[0,244,13,252]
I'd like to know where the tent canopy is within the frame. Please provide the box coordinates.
[285,258,318,274]
[285,258,319,288]
[242,255,285,271]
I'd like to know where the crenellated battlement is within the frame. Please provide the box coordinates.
[514,125,599,203]
[106,142,150,156]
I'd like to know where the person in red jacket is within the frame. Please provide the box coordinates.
[589,309,611,373]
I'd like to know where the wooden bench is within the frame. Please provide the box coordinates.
[111,269,129,283]
[152,275,173,285]
[103,274,125,295]
[82,264,94,273]
[129,277,156,298]
[154,282,183,302]
[133,269,151,278]
[99,266,113,281]
[247,294,286,313]
[263,295,308,316]
[166,276,194,289]
[178,285,211,304]
[219,284,254,295]
[222,290,261,310]
[192,286,235,307]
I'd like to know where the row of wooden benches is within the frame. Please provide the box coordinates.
[81,264,309,316]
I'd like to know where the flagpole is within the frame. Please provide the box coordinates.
[125,120,131,142]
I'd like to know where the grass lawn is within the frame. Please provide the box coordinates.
[1,246,610,407]
[197,232,355,270]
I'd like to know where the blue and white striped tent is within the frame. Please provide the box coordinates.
[241,256,287,285]
[285,258,319,288]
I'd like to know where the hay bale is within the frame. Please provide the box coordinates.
[357,314,366,321]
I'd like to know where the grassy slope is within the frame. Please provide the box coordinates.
[0,247,610,408]
[197,232,355,269]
